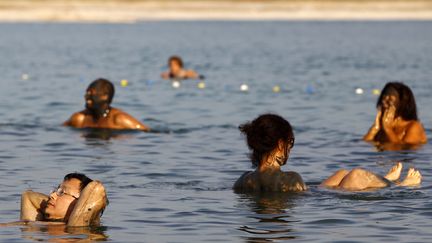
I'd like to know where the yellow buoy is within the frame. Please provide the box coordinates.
[22,73,29,80]
[120,79,128,87]
[272,85,281,93]
[197,81,206,89]
[372,89,380,95]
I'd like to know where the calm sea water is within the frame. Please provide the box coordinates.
[0,21,431,242]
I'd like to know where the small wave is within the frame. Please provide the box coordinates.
[305,218,356,225]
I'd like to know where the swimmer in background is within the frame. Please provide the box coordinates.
[363,82,427,149]
[64,78,150,131]
[233,114,307,193]
[161,56,200,80]
[20,173,108,227]
[234,114,423,193]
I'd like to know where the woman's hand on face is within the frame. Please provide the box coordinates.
[382,105,396,129]
[374,108,383,130]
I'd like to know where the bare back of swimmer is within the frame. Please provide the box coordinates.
[233,114,307,193]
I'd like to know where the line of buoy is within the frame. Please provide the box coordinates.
[109,77,382,96]
[355,87,381,95]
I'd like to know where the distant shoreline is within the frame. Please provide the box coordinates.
[1,0,432,23]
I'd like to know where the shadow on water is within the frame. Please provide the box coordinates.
[79,128,138,141]
[20,223,108,243]
[236,192,303,242]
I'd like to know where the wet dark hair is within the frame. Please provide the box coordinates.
[87,78,115,104]
[168,56,183,68]
[239,114,294,167]
[377,82,418,121]
[64,173,93,191]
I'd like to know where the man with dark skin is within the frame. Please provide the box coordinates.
[64,78,150,131]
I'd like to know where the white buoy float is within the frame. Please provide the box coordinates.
[172,80,181,89]
[240,84,249,92]
[355,88,364,95]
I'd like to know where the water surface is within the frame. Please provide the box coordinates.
[0,21,431,242]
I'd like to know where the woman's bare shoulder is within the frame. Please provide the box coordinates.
[405,120,427,144]
[233,171,255,192]
[281,171,307,192]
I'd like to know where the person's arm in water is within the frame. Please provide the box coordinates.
[63,112,86,128]
[67,181,108,227]
[161,71,170,80]
[363,109,382,141]
[113,110,150,131]
[185,69,199,79]
[20,191,49,221]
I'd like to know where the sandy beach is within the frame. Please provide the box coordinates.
[0,0,432,23]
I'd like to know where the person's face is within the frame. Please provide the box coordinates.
[382,95,398,109]
[169,60,182,74]
[277,137,294,166]
[381,89,399,110]
[44,178,81,221]
[84,88,109,110]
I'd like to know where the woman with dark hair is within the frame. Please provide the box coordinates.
[363,82,427,147]
[160,56,199,80]
[234,114,423,192]
[233,114,307,193]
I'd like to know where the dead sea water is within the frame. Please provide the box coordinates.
[0,21,431,242]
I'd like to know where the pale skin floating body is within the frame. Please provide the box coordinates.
[321,162,422,191]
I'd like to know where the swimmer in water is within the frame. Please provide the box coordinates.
[363,82,427,149]
[233,114,423,193]
[64,78,150,131]
[20,173,108,226]
[233,114,307,193]
[161,56,199,80]
[321,162,422,190]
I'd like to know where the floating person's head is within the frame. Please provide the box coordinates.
[168,56,184,74]
[44,173,93,222]
[85,78,115,116]
[239,114,295,167]
[377,82,418,121]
